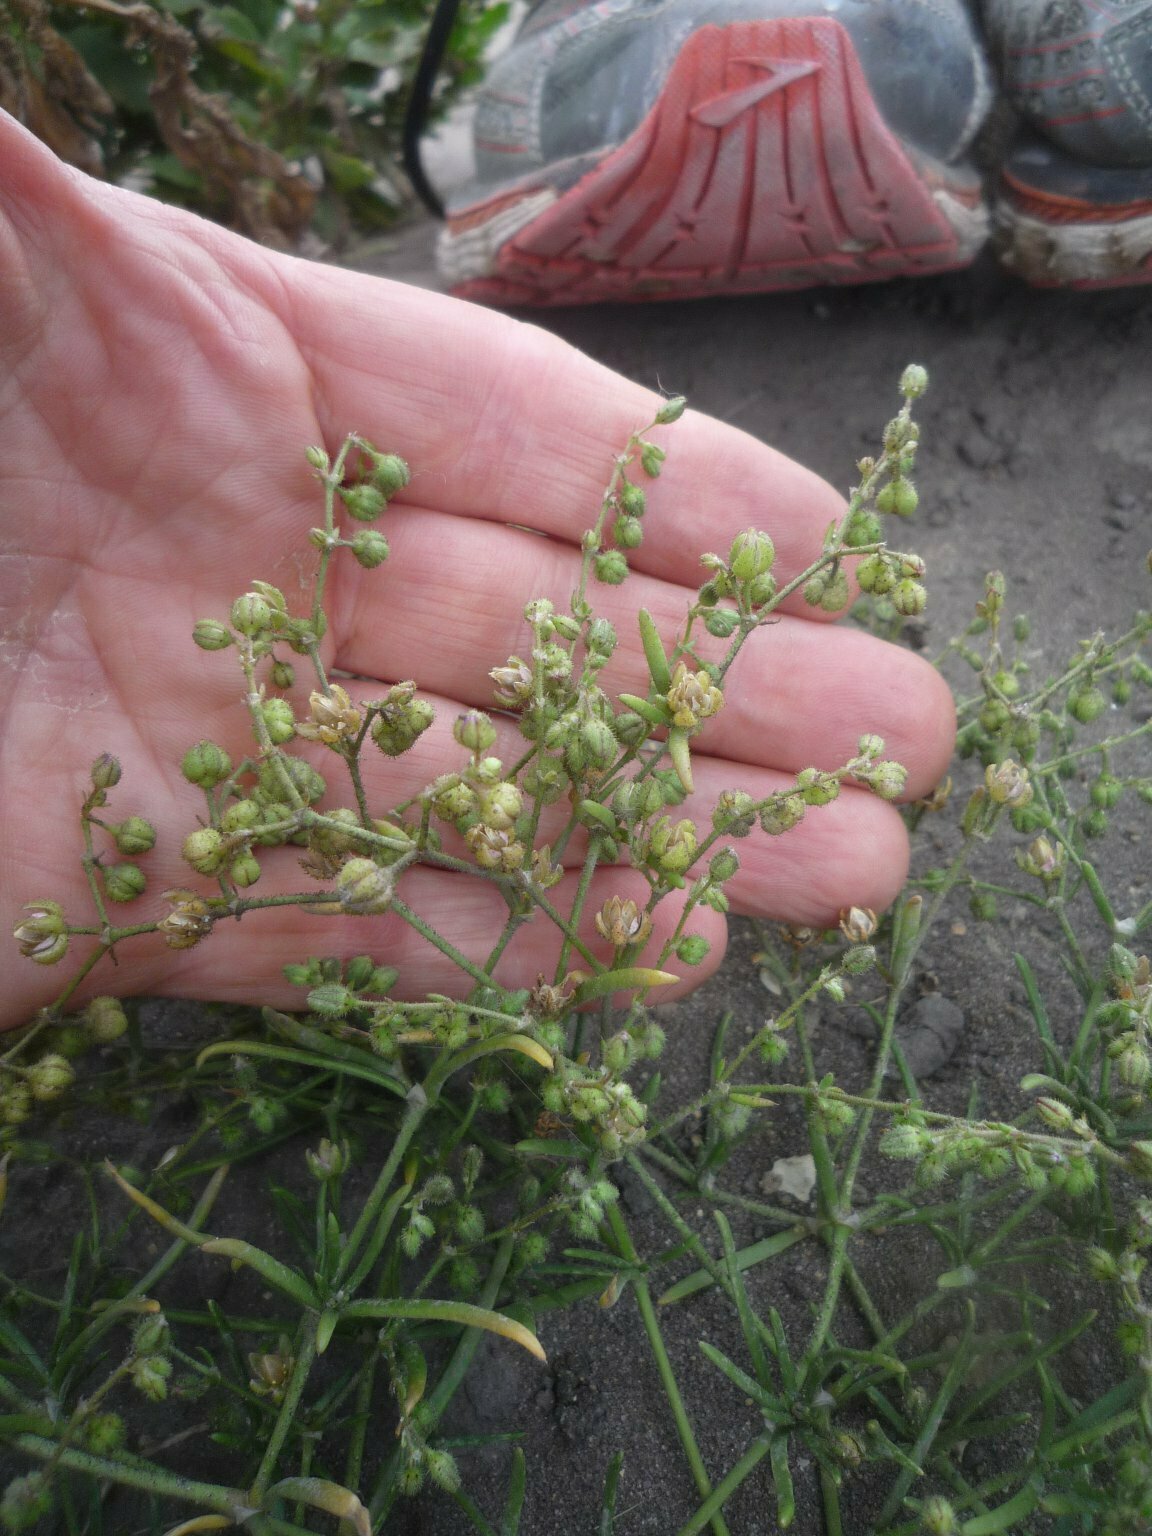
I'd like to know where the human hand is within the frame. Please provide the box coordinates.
[0,110,953,1030]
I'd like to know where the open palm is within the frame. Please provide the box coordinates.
[0,111,954,1030]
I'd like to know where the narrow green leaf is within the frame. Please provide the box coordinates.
[698,1340,784,1415]
[658,1228,806,1305]
[618,692,672,728]
[573,967,679,1005]
[447,1033,553,1072]
[199,1035,406,1096]
[263,1477,370,1535]
[104,1162,207,1246]
[341,1299,545,1360]
[638,609,672,694]
[579,798,620,834]
[769,1436,795,1529]
[199,1238,319,1309]
[668,727,694,794]
[599,1450,624,1535]
[960,1480,1041,1535]
[315,1309,340,1355]
[501,1447,527,1536]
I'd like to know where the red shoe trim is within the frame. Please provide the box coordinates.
[1001,168,1152,225]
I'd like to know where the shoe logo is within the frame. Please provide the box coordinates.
[690,58,821,129]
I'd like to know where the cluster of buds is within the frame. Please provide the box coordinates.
[643,816,698,878]
[0,1050,77,1125]
[882,1110,1099,1197]
[697,531,777,618]
[856,549,927,616]
[369,681,435,757]
[129,1311,173,1402]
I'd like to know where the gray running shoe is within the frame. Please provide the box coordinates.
[437,0,993,304]
[982,0,1152,285]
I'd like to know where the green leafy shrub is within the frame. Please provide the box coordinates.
[0,0,507,244]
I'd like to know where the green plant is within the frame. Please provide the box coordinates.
[2,369,1151,1534]
[0,0,507,244]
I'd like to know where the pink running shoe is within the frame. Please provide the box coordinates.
[420,0,992,305]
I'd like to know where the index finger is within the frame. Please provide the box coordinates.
[287,263,849,607]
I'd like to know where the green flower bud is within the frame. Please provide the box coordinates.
[613,515,643,549]
[969,891,998,922]
[271,660,295,690]
[819,568,851,612]
[231,592,273,634]
[728,530,775,582]
[28,1053,75,1101]
[84,1413,126,1455]
[182,829,225,876]
[594,550,628,585]
[842,945,876,974]
[620,481,647,517]
[103,863,147,903]
[709,847,740,882]
[479,782,523,830]
[855,553,894,595]
[712,790,755,837]
[654,394,687,425]
[337,858,393,914]
[339,483,387,522]
[676,933,710,965]
[181,740,232,788]
[796,767,840,806]
[0,1081,33,1124]
[859,760,908,801]
[130,1354,172,1401]
[581,716,619,770]
[110,816,156,855]
[919,1494,958,1536]
[648,816,698,874]
[876,479,919,517]
[230,852,261,889]
[759,793,805,835]
[640,441,666,477]
[258,755,326,804]
[749,574,778,610]
[90,753,122,791]
[1068,686,1107,724]
[86,996,129,1043]
[1082,807,1109,838]
[453,710,497,753]
[899,364,928,399]
[0,1472,54,1531]
[193,619,233,651]
[351,529,390,568]
[261,698,296,745]
[843,509,882,548]
[892,578,927,616]
[1119,1044,1151,1091]
[366,451,410,496]
[1090,773,1123,809]
[879,1119,929,1159]
[704,606,740,639]
[220,799,261,835]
